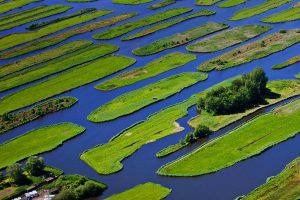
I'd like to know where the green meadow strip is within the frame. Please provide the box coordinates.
[27,8,96,30]
[0,4,72,31]
[196,0,221,6]
[0,13,136,60]
[96,52,196,91]
[0,56,136,115]
[149,0,176,10]
[0,9,112,51]
[0,0,41,14]
[158,98,300,177]
[261,3,300,23]
[113,0,154,4]
[218,0,247,8]
[198,30,300,71]
[0,97,77,134]
[0,40,93,78]
[122,10,216,41]
[133,22,229,56]
[0,123,85,169]
[0,5,44,21]
[105,183,171,200]
[272,54,300,69]
[0,44,119,92]
[93,8,192,40]
[156,143,187,158]
[88,72,208,123]
[230,0,292,20]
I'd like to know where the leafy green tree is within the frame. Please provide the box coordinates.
[193,125,211,138]
[25,156,45,176]
[184,133,194,144]
[6,163,24,184]
[54,189,78,200]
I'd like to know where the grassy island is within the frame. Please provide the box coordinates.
[113,0,154,4]
[261,3,300,23]
[196,0,221,6]
[272,54,300,69]
[0,0,40,14]
[218,0,247,8]
[149,0,176,10]
[156,143,187,158]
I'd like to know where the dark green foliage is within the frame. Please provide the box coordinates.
[6,163,24,184]
[193,125,211,138]
[24,156,45,176]
[0,171,3,181]
[280,30,287,33]
[75,181,103,198]
[184,133,194,144]
[197,67,268,115]
[54,189,78,200]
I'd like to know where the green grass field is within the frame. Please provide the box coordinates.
[95,52,196,91]
[196,0,221,6]
[113,0,154,4]
[240,157,300,200]
[0,13,136,60]
[88,72,207,122]
[218,0,247,8]
[0,10,112,51]
[0,123,85,169]
[0,0,41,14]
[122,10,215,40]
[230,0,292,20]
[261,3,300,23]
[186,25,271,52]
[156,143,186,158]
[0,40,93,77]
[105,182,171,200]
[0,44,119,92]
[0,56,136,115]
[133,22,229,56]
[158,98,300,176]
[272,54,300,69]
[149,0,176,10]
[93,8,192,40]
[198,30,300,71]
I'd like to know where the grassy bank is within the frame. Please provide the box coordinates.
[122,10,215,40]
[272,54,300,69]
[218,0,247,8]
[113,0,154,4]
[196,0,221,6]
[88,72,207,122]
[95,52,196,91]
[261,3,300,23]
[149,0,176,10]
[230,0,292,20]
[0,44,119,92]
[0,40,93,77]
[186,25,271,52]
[0,123,85,169]
[133,22,229,56]
[105,183,171,200]
[0,97,77,134]
[156,143,187,158]
[0,10,112,51]
[0,13,136,60]
[158,98,300,176]
[240,157,300,200]
[93,8,192,40]
[198,30,300,71]
[0,56,136,115]
[0,0,40,14]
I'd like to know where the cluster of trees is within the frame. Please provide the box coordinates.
[197,67,268,115]
[181,125,211,145]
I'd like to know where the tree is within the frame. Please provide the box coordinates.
[193,125,211,138]
[54,189,78,200]
[6,163,24,184]
[75,181,103,199]
[184,133,194,144]
[25,156,45,176]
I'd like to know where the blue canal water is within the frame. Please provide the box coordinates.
[0,0,300,199]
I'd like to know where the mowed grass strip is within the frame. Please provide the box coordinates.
[122,10,216,41]
[0,44,119,92]
[0,4,72,31]
[88,72,208,122]
[0,13,136,60]
[230,0,292,20]
[0,9,112,51]
[112,0,154,4]
[0,40,93,78]
[198,30,300,71]
[186,25,271,53]
[196,0,221,6]
[96,52,196,91]
[105,182,171,200]
[133,22,229,56]
[93,8,192,40]
[272,54,300,69]
[218,0,247,8]
[261,3,300,23]
[0,56,136,115]
[0,0,41,14]
[0,122,85,169]
[149,0,177,10]
[240,157,300,200]
[158,98,300,176]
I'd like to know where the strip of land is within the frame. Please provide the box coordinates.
[157,98,300,176]
[0,10,112,51]
[149,0,176,10]
[240,157,300,200]
[0,0,41,14]
[198,29,300,71]
[105,183,171,200]
[0,56,136,115]
[0,97,77,134]
[133,22,229,56]
[186,25,271,53]
[261,3,300,23]
[122,10,216,41]
[0,40,93,78]
[156,143,187,158]
[113,0,154,4]
[0,123,85,169]
[0,6,43,21]
[0,13,136,60]
[93,8,192,40]
[196,0,221,6]
[218,0,247,8]
[0,44,119,92]
[230,0,292,20]
[88,72,208,122]
[272,54,300,69]
[95,52,196,91]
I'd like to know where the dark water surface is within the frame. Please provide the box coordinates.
[0,0,300,199]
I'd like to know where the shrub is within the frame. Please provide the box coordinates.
[193,125,211,138]
[54,189,78,200]
[6,163,24,185]
[184,133,194,144]
[25,156,45,176]
[280,30,287,33]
